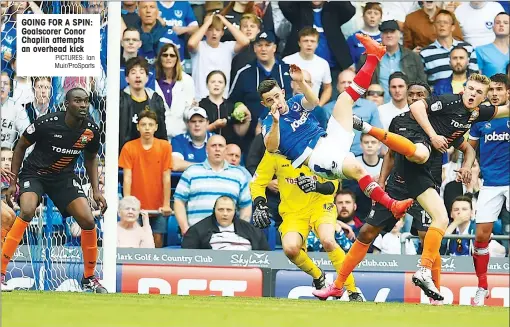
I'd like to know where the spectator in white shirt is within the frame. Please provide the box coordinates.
[356,134,382,179]
[377,219,417,255]
[282,27,332,106]
[378,72,409,130]
[188,12,250,99]
[454,1,505,47]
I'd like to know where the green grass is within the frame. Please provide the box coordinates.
[2,292,509,327]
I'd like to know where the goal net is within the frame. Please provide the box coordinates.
[2,1,109,291]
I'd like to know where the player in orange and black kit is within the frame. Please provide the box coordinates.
[1,88,108,293]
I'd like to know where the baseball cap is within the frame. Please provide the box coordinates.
[379,20,400,32]
[185,106,208,121]
[255,31,276,44]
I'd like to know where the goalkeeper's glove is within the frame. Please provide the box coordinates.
[252,197,271,229]
[296,173,335,195]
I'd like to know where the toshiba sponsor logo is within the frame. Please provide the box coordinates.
[484,131,510,142]
[51,146,80,155]
[450,120,471,129]
[121,265,263,297]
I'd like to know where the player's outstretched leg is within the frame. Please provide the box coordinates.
[342,156,413,218]
[353,116,430,164]
[313,223,384,300]
[281,232,325,290]
[1,194,37,292]
[472,222,493,306]
[316,223,362,301]
[66,198,107,293]
[330,34,386,132]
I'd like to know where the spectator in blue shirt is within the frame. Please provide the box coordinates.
[475,12,509,78]
[137,1,181,65]
[158,1,199,56]
[122,1,140,29]
[171,106,213,172]
[346,2,383,67]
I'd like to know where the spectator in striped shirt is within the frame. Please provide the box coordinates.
[173,135,252,235]
[420,9,478,85]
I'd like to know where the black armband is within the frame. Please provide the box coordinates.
[315,181,335,195]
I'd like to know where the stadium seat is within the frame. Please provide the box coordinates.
[166,215,181,248]
[263,220,277,251]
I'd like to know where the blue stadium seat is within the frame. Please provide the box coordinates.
[166,215,181,247]
[263,220,277,251]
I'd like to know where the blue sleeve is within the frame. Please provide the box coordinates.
[442,152,448,165]
[469,122,482,139]
[261,117,273,137]
[147,69,156,91]
[174,170,191,202]
[184,3,197,25]
[171,135,184,155]
[368,102,383,128]
[282,65,293,99]
[346,34,357,64]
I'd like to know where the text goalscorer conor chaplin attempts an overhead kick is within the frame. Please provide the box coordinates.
[1,88,108,293]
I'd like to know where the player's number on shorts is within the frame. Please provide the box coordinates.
[421,210,432,226]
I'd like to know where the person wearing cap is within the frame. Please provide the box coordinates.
[171,106,214,172]
[283,27,333,106]
[403,1,463,53]
[357,19,426,103]
[188,12,250,100]
[229,30,292,152]
[419,10,478,85]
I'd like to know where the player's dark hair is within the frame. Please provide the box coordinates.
[408,81,432,96]
[257,79,280,98]
[490,73,509,89]
[0,147,12,152]
[507,63,510,76]
[435,9,457,25]
[336,189,356,202]
[389,71,409,86]
[125,56,149,77]
[122,27,140,38]
[206,70,227,85]
[450,45,469,57]
[65,87,89,102]
[495,11,509,20]
[452,195,473,210]
[137,110,158,124]
[298,26,319,40]
[33,76,51,86]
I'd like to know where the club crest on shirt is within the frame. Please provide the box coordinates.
[174,10,183,18]
[430,101,442,112]
[470,110,479,120]
[26,124,35,134]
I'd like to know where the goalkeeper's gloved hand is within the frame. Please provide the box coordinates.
[296,173,318,193]
[252,197,271,229]
[296,173,335,195]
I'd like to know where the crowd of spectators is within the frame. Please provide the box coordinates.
[1,1,509,255]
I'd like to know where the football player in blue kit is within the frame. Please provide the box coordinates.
[468,73,510,306]
[257,35,413,231]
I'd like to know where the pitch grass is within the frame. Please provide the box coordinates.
[2,292,509,327]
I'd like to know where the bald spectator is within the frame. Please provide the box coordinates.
[173,135,252,234]
[357,20,426,103]
[365,84,385,106]
[403,1,463,52]
[182,196,269,250]
[137,1,180,65]
[455,1,505,47]
[324,69,382,156]
[420,10,478,85]
[476,12,510,77]
[225,143,252,181]
[283,27,332,106]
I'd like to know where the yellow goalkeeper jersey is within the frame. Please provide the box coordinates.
[249,151,338,216]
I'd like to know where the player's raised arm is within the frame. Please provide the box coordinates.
[290,64,319,110]
[410,99,448,152]
[454,140,476,185]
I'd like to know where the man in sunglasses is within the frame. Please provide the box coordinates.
[365,84,385,106]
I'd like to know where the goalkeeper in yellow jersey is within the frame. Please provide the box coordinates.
[250,151,363,301]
